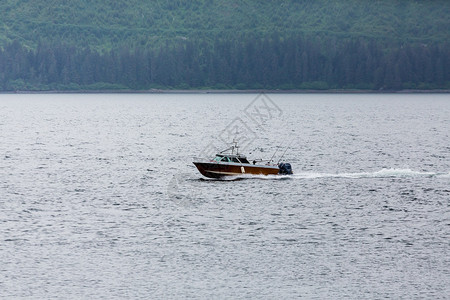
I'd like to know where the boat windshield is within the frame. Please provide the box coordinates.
[213,154,250,164]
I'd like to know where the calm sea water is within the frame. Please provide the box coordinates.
[0,93,449,299]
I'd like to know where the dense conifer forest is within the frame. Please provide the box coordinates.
[0,0,449,91]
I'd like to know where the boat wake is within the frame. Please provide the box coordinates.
[293,168,449,179]
[208,168,450,181]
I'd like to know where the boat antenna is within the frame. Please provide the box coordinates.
[277,140,294,164]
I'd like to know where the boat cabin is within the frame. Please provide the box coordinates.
[213,154,250,164]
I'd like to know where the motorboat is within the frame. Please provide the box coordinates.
[193,141,293,179]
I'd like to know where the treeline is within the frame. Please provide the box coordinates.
[1,36,449,91]
[2,0,449,51]
[1,1,449,91]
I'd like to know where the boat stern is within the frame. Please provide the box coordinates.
[278,162,293,175]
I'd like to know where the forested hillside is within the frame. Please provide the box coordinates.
[0,0,449,91]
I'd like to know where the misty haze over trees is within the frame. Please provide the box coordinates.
[0,0,449,91]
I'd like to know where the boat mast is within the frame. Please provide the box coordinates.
[220,139,240,156]
[232,139,240,155]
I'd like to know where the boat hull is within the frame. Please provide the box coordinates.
[193,162,279,178]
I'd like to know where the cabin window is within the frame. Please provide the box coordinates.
[213,156,222,162]
[231,157,240,163]
[220,157,230,162]
[239,158,250,164]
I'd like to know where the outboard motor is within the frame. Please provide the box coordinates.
[278,163,293,175]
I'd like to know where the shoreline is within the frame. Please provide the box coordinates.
[1,89,449,94]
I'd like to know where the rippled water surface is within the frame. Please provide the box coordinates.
[1,93,449,299]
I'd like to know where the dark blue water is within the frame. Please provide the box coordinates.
[1,93,449,299]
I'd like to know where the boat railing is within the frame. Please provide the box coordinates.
[251,158,277,165]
